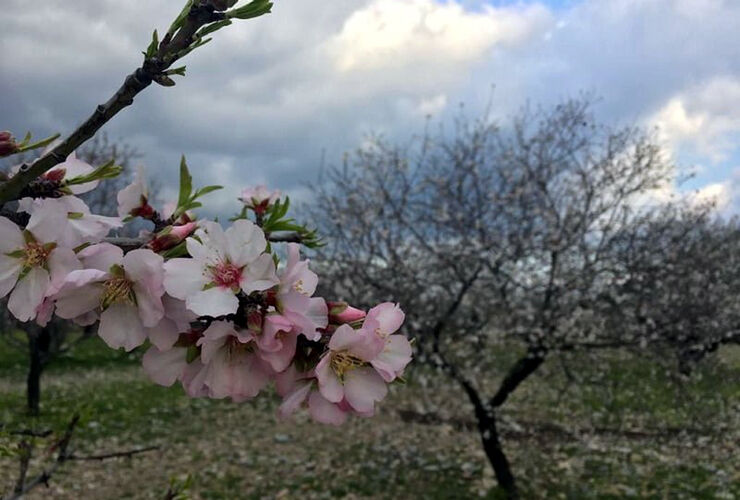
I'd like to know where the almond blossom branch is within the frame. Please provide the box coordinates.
[0,1,271,205]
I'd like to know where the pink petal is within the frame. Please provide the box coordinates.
[371,335,413,382]
[98,303,147,351]
[366,303,405,337]
[343,367,388,413]
[142,346,187,386]
[146,317,182,350]
[277,380,312,419]
[8,267,50,322]
[46,247,81,296]
[315,355,343,403]
[78,243,124,272]
[308,391,348,425]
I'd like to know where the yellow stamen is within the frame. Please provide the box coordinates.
[24,243,49,268]
[100,277,135,309]
[330,351,364,379]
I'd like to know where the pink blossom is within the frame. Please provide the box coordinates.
[148,222,198,253]
[22,196,122,248]
[44,151,99,194]
[327,301,367,325]
[163,220,278,317]
[54,244,165,351]
[275,366,349,425]
[275,243,328,341]
[364,303,412,382]
[142,345,189,386]
[0,216,80,322]
[117,168,154,219]
[254,313,299,372]
[194,321,272,402]
[314,324,387,413]
[239,185,280,214]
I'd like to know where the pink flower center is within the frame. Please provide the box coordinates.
[212,262,243,289]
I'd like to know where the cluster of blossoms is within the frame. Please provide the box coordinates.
[0,152,412,424]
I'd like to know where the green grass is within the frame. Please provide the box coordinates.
[0,337,738,499]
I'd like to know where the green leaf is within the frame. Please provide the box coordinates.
[227,0,273,20]
[198,19,232,38]
[146,30,159,58]
[193,185,223,198]
[164,66,187,77]
[168,0,195,37]
[16,133,60,153]
[178,156,193,208]
[186,345,199,363]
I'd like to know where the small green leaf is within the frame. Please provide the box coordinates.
[146,30,159,58]
[197,19,232,38]
[178,156,193,208]
[227,0,273,20]
[186,345,199,363]
[168,0,195,37]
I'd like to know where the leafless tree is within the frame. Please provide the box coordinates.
[309,98,732,497]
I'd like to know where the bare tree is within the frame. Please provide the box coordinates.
[309,98,731,497]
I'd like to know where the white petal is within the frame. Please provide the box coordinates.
[186,287,238,317]
[0,216,24,253]
[240,253,278,294]
[163,258,207,300]
[98,304,146,351]
[78,243,124,272]
[225,219,266,267]
[142,346,187,386]
[344,367,388,413]
[0,254,22,299]
[8,267,50,322]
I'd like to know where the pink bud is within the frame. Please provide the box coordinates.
[327,301,366,324]
[0,131,18,157]
[148,222,197,252]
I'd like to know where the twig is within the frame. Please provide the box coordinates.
[0,4,226,204]
[68,446,159,461]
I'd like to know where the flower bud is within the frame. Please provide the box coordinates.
[327,301,366,324]
[0,131,19,157]
[148,222,198,253]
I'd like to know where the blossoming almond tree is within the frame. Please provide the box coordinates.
[0,2,412,496]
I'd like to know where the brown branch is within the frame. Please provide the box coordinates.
[0,4,226,204]
[68,446,158,461]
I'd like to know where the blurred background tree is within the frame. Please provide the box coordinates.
[309,97,738,497]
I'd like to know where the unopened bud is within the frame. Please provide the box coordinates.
[327,301,366,324]
[0,131,19,157]
[148,222,198,253]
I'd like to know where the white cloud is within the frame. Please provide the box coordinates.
[650,77,740,163]
[330,0,550,72]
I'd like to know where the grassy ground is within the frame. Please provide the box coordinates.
[0,337,738,499]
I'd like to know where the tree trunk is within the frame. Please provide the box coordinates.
[26,327,50,416]
[475,404,518,499]
[455,375,519,498]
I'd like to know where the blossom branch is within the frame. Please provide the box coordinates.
[0,1,268,205]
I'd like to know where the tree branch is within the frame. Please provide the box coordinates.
[0,4,226,205]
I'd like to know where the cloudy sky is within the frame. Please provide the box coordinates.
[1,0,739,214]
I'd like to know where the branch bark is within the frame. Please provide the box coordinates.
[0,4,225,204]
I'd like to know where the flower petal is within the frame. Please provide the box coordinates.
[186,287,238,317]
[98,303,147,351]
[8,267,50,322]
[308,391,348,425]
[163,258,207,300]
[343,367,388,413]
